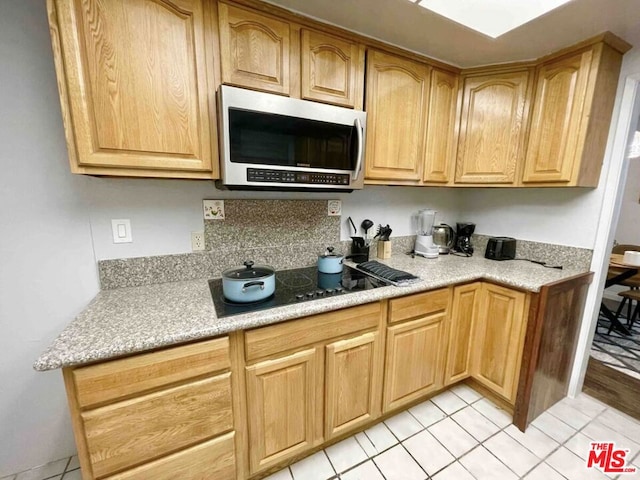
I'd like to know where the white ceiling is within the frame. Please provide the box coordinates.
[264,0,640,67]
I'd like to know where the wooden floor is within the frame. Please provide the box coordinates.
[583,357,640,420]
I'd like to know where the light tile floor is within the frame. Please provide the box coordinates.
[5,385,640,480]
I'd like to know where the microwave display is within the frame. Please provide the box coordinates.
[229,109,356,170]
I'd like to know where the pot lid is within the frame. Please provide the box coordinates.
[320,246,342,258]
[222,261,274,279]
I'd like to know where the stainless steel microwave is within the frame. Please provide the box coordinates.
[217,85,366,191]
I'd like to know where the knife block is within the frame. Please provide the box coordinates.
[377,241,392,259]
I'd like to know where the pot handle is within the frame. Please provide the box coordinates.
[242,281,265,292]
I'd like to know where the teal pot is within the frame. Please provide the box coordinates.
[222,261,275,303]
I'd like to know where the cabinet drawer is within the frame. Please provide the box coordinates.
[72,337,230,408]
[389,289,450,324]
[245,302,381,362]
[83,374,233,478]
[105,432,236,480]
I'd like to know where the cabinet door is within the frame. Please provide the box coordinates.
[455,70,530,184]
[473,284,528,402]
[301,29,364,108]
[50,0,215,176]
[424,69,460,183]
[365,50,430,182]
[218,3,290,95]
[325,332,382,440]
[445,283,481,385]
[522,50,593,184]
[245,348,321,474]
[383,313,447,412]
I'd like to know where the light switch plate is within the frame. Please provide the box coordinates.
[203,200,225,220]
[111,219,132,243]
[328,200,342,216]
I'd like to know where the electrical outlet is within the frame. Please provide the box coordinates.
[328,200,342,216]
[191,232,205,251]
[203,200,225,220]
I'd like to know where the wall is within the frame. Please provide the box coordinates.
[613,156,640,245]
[86,178,461,260]
[458,187,606,249]
[0,1,100,475]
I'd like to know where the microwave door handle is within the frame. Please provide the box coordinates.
[354,117,364,180]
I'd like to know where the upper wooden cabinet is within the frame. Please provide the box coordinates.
[218,3,291,95]
[218,3,365,108]
[522,41,625,186]
[301,29,364,108]
[455,70,532,184]
[365,50,430,182]
[47,0,217,178]
[423,69,460,184]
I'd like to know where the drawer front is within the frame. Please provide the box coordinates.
[83,374,233,478]
[389,288,450,324]
[105,432,236,480]
[245,302,381,362]
[73,337,230,408]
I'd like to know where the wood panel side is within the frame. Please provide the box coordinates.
[229,331,249,480]
[63,368,94,480]
[73,338,230,409]
[245,302,381,362]
[578,44,623,186]
[513,272,593,430]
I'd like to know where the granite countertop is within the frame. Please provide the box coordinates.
[34,254,587,371]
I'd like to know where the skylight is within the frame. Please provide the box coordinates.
[415,0,573,38]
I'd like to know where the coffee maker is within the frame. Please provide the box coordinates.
[455,222,476,256]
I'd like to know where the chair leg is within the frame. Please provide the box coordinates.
[610,298,629,334]
[628,298,633,323]
[630,302,640,329]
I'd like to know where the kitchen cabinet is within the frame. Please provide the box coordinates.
[472,283,529,403]
[423,68,460,184]
[325,332,382,439]
[364,50,430,182]
[522,40,625,186]
[62,338,235,480]
[47,0,217,179]
[218,3,365,108]
[245,348,321,474]
[242,302,384,475]
[383,289,450,411]
[445,282,482,385]
[218,3,291,96]
[301,29,365,108]
[455,69,532,185]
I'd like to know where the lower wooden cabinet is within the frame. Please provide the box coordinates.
[62,338,235,480]
[472,283,529,402]
[325,332,382,439]
[104,432,236,480]
[245,348,322,474]
[445,283,482,385]
[383,294,449,412]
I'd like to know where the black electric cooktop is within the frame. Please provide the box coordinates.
[209,265,388,318]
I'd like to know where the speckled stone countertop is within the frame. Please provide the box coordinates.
[34,254,588,371]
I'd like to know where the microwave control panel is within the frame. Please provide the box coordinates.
[247,168,350,186]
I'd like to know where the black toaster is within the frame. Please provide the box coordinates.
[485,237,516,260]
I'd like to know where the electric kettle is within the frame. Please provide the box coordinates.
[432,224,455,254]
